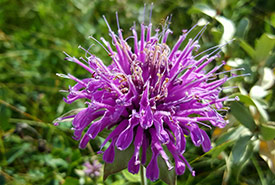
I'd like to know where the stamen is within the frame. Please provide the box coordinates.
[186,23,198,35]
[193,40,234,59]
[161,16,170,40]
[102,15,112,32]
[67,74,87,87]
[89,36,110,54]
[143,3,146,24]
[228,73,250,80]
[63,52,94,74]
[214,68,245,76]
[162,29,173,43]
[192,23,208,42]
[116,11,120,31]
[208,39,235,57]
[63,51,72,59]
[149,3,153,25]
[56,73,70,79]
[196,121,212,129]
[167,14,173,30]
[78,44,94,59]
[59,90,68,93]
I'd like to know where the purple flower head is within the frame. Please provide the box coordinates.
[55,7,242,181]
[83,159,102,177]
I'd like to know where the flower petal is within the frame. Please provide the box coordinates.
[200,129,212,152]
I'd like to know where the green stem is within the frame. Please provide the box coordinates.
[140,165,147,185]
[251,156,267,185]
[87,142,96,156]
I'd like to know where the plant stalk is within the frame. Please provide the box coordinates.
[140,165,147,185]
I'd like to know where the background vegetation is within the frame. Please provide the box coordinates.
[0,0,274,184]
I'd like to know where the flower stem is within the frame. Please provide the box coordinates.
[252,156,267,185]
[87,142,95,156]
[140,165,147,185]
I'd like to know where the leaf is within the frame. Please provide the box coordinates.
[44,155,69,169]
[211,27,222,43]
[254,33,275,62]
[230,141,254,181]
[189,3,235,44]
[211,141,234,159]
[103,144,134,180]
[250,85,268,99]
[157,154,176,185]
[239,39,255,58]
[235,18,250,38]
[215,15,236,45]
[122,169,140,182]
[260,122,275,140]
[0,104,11,131]
[230,102,257,131]
[231,93,269,122]
[216,126,246,146]
[229,93,256,107]
[259,140,275,174]
[7,143,31,164]
[252,98,269,121]
[0,175,5,185]
[190,141,234,163]
[232,135,252,164]
[261,67,275,89]
[63,177,79,185]
[189,4,216,17]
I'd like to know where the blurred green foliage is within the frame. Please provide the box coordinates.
[0,0,275,184]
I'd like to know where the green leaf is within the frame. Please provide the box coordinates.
[44,155,69,169]
[103,145,134,180]
[0,104,11,130]
[239,39,255,58]
[7,143,31,164]
[157,154,176,185]
[259,140,275,173]
[215,15,236,44]
[260,122,275,140]
[252,98,269,121]
[189,3,235,44]
[189,4,216,17]
[230,102,257,131]
[254,33,275,62]
[216,126,246,146]
[0,175,5,185]
[211,27,222,43]
[122,169,140,182]
[232,135,252,164]
[211,141,234,158]
[229,93,256,107]
[230,141,254,181]
[235,18,250,38]
[230,93,269,121]
[63,177,79,185]
[190,141,234,164]
[250,85,268,99]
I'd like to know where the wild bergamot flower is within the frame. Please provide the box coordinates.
[55,9,241,181]
[83,159,102,178]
